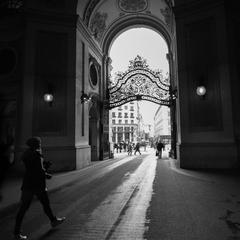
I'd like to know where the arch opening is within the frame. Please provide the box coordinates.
[107,28,170,107]
[106,27,173,157]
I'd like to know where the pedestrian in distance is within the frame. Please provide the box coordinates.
[143,142,147,152]
[123,142,127,152]
[127,142,133,156]
[134,142,141,155]
[119,143,122,153]
[14,136,65,240]
[114,143,118,153]
[156,141,165,159]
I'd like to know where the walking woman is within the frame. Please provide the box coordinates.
[134,142,141,155]
[14,137,65,240]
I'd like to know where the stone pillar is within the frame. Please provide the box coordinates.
[100,55,110,159]
[174,0,238,168]
[225,2,240,167]
[75,34,91,169]
[18,9,79,172]
[167,52,177,159]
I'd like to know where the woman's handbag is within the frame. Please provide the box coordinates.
[155,151,159,156]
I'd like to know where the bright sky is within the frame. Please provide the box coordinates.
[109,28,169,126]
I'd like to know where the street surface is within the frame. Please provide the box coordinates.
[1,148,240,240]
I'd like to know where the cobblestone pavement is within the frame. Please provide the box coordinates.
[1,149,240,240]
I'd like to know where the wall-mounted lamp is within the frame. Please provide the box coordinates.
[169,86,177,100]
[43,93,54,107]
[43,93,54,103]
[196,85,206,96]
[43,84,54,106]
[171,89,178,100]
[81,90,91,104]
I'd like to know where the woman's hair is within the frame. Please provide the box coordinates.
[26,136,41,148]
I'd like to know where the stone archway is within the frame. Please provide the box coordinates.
[74,0,178,163]
[1,0,236,171]
[100,17,178,158]
[11,0,178,171]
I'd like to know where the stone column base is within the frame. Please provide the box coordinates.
[177,142,239,169]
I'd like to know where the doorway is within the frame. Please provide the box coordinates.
[89,105,99,161]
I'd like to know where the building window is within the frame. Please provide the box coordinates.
[124,113,128,118]
[112,119,115,124]
[118,107,122,111]
[125,120,128,124]
[118,133,123,142]
[130,106,134,111]
[130,113,134,118]
[131,120,134,124]
[118,112,122,118]
[118,127,123,132]
[113,127,116,132]
[112,112,116,118]
[125,127,130,132]
[119,119,122,124]
[125,133,130,141]
[124,105,128,110]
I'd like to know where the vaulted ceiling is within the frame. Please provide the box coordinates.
[77,0,174,47]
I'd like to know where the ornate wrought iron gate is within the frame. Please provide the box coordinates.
[108,55,171,109]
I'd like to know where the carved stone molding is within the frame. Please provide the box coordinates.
[118,0,148,13]
[83,0,101,25]
[89,55,100,88]
[161,0,174,8]
[90,11,108,42]
[160,6,172,28]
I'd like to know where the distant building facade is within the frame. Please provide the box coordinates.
[109,101,139,144]
[154,106,171,145]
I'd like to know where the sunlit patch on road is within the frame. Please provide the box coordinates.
[77,153,157,239]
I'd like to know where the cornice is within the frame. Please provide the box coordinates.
[77,17,103,59]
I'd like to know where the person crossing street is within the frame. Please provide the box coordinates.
[134,142,141,155]
[156,141,165,159]
[14,137,65,240]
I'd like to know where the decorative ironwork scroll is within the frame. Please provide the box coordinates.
[108,55,170,109]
